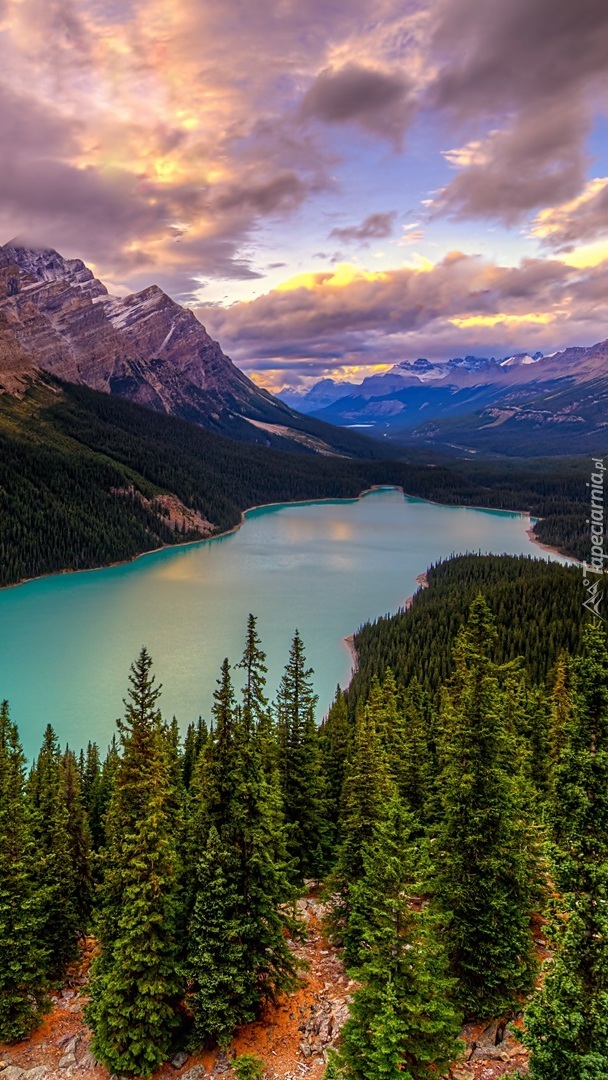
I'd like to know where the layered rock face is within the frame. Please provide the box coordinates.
[0,242,314,446]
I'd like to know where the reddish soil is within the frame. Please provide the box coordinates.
[0,888,532,1080]
[0,892,351,1080]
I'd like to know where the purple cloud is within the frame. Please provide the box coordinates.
[329,211,396,244]
[301,64,414,146]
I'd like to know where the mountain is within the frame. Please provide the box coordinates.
[0,241,386,459]
[278,377,359,413]
[291,342,608,454]
[499,351,544,368]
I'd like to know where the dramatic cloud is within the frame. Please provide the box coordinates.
[329,212,396,244]
[531,178,608,250]
[0,0,606,368]
[432,103,591,223]
[301,64,414,146]
[201,252,608,384]
[431,0,608,115]
[212,173,313,216]
[428,0,608,221]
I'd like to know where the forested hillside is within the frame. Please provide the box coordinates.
[349,554,582,705]
[0,377,590,587]
[1,556,606,1080]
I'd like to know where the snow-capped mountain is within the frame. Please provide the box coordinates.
[280,342,608,454]
[0,241,379,457]
[499,351,544,367]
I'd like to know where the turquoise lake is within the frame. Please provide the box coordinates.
[0,487,570,758]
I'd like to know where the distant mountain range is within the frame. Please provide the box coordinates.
[0,241,384,459]
[278,348,608,455]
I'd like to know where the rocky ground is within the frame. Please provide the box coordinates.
[0,889,530,1080]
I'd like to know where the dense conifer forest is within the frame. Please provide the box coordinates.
[1,554,606,1079]
[0,376,591,587]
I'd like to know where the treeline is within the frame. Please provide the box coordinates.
[0,376,589,587]
[349,554,583,706]
[2,560,607,1079]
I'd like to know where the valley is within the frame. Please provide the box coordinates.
[279,347,608,456]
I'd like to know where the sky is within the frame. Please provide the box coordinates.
[1,0,608,389]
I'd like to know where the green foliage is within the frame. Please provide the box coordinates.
[61,748,93,926]
[525,622,608,1079]
[334,796,463,1080]
[27,724,81,977]
[433,596,537,1018]
[318,687,350,831]
[329,702,394,954]
[0,378,587,588]
[276,631,329,879]
[86,649,182,1078]
[0,701,49,1041]
[186,827,252,1048]
[350,555,583,704]
[232,1053,266,1080]
[187,643,299,1047]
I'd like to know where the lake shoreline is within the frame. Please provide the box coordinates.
[4,486,575,758]
[2,485,570,595]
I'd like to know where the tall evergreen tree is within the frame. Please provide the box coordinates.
[94,736,120,851]
[86,649,182,1079]
[81,741,105,851]
[62,747,93,926]
[330,701,394,951]
[27,724,80,977]
[331,795,462,1080]
[0,701,49,1041]
[525,621,608,1079]
[182,718,207,791]
[186,826,252,1048]
[319,686,350,830]
[548,653,573,766]
[187,657,299,1047]
[238,614,270,733]
[433,596,536,1018]
[276,630,329,879]
[398,678,435,823]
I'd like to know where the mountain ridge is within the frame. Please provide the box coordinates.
[0,241,387,459]
[279,341,608,453]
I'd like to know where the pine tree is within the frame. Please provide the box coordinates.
[62,748,93,926]
[238,614,270,733]
[276,630,329,879]
[86,648,182,1078]
[525,622,608,1078]
[331,795,463,1080]
[398,678,435,822]
[182,718,207,791]
[27,724,80,977]
[238,614,280,783]
[548,653,573,766]
[81,741,105,851]
[319,686,350,830]
[187,656,299,1047]
[433,596,536,1018]
[186,826,251,1048]
[95,736,120,850]
[330,701,394,951]
[0,701,49,1041]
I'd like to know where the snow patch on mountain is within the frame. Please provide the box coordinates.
[499,351,544,367]
[4,241,108,302]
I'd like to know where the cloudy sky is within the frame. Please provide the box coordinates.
[2,0,608,388]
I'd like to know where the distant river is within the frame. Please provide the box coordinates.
[0,488,570,758]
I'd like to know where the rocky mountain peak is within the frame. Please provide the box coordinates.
[3,240,108,302]
[0,240,374,457]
